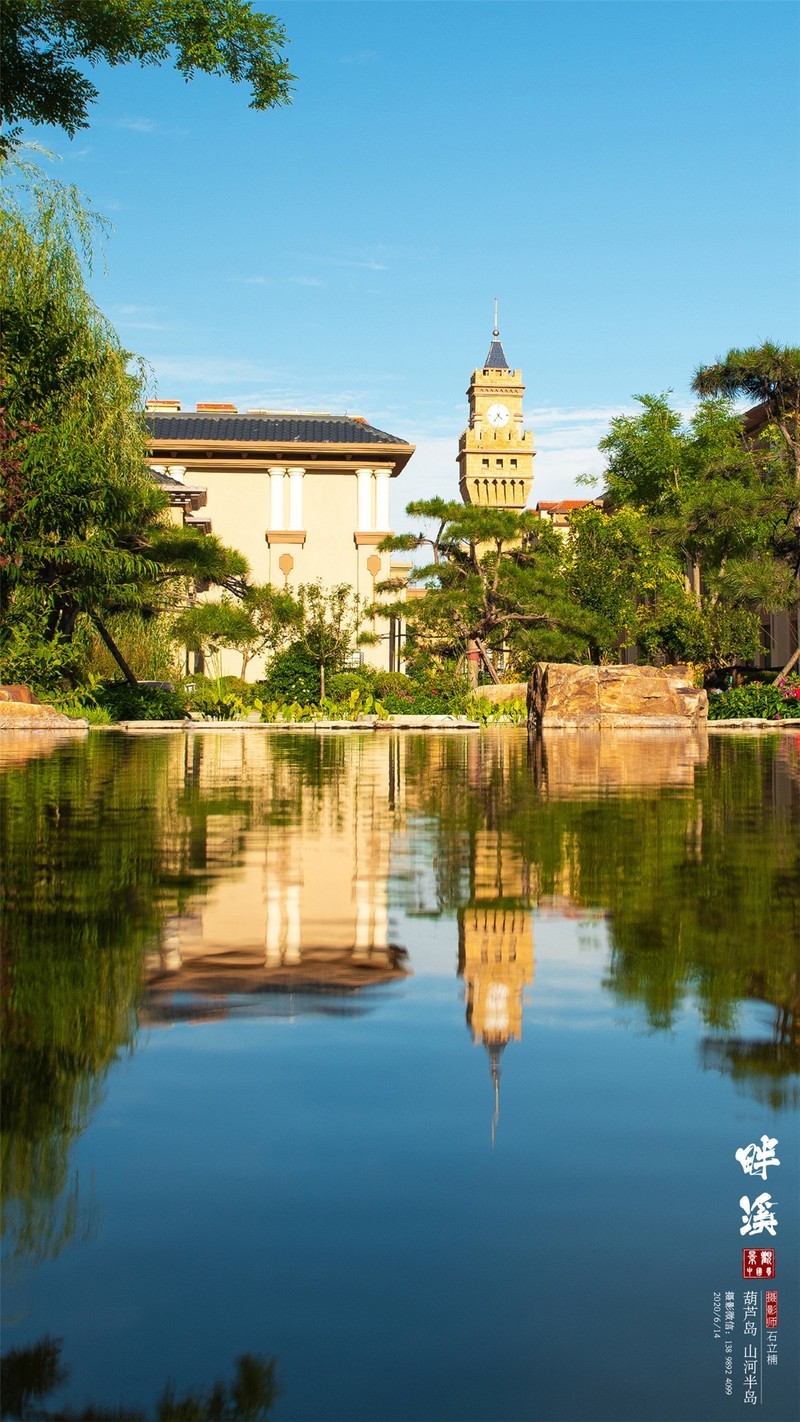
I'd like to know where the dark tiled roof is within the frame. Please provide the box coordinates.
[484,339,510,370]
[146,412,411,446]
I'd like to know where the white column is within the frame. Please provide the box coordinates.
[284,884,302,964]
[265,884,284,964]
[269,466,286,528]
[356,468,373,531]
[374,469,390,530]
[287,467,305,530]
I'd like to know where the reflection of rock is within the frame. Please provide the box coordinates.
[531,727,708,795]
[0,732,89,769]
[528,663,707,729]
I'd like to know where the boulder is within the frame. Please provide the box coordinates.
[472,682,527,704]
[0,684,40,703]
[528,663,707,729]
[0,700,88,730]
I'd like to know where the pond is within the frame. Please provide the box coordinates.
[1,728,798,1422]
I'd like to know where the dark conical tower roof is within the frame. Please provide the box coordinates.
[484,300,509,369]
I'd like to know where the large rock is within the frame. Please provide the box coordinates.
[472,682,527,704]
[0,699,88,730]
[0,684,40,704]
[528,663,707,729]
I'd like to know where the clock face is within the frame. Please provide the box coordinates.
[485,402,510,428]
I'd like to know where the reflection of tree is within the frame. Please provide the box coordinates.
[0,1337,277,1421]
[0,730,405,1262]
[0,737,232,1261]
[399,731,800,1107]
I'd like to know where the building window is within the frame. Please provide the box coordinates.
[496,458,503,467]
[510,459,517,468]
[482,458,489,467]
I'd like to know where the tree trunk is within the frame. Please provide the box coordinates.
[320,661,325,700]
[476,638,501,684]
[90,613,138,685]
[466,640,480,687]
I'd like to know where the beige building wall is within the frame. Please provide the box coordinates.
[147,410,413,679]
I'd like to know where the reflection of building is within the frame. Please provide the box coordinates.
[143,734,409,1024]
[458,824,535,1141]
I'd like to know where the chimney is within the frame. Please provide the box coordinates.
[196,402,238,413]
[146,398,181,412]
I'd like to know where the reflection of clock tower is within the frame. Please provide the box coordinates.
[458,826,535,1144]
[458,306,535,508]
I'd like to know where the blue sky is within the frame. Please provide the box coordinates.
[22,0,800,518]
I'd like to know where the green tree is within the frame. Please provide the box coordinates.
[0,0,293,154]
[0,171,246,685]
[599,390,798,666]
[240,582,301,677]
[692,341,800,482]
[565,504,707,663]
[296,580,370,699]
[380,499,597,679]
[172,585,298,681]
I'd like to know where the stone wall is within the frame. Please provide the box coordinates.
[527,664,707,730]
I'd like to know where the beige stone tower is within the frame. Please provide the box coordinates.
[458,305,535,508]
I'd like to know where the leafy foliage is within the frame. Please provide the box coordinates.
[379,500,599,675]
[708,680,800,721]
[94,680,188,721]
[262,643,321,705]
[598,370,800,666]
[297,581,371,694]
[0,170,246,683]
[0,0,294,154]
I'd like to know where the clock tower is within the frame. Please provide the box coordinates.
[458,307,535,508]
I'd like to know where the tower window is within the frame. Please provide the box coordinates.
[496,459,503,467]
[510,459,517,468]
[482,458,489,467]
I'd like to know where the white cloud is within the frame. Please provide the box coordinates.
[226,275,271,286]
[118,117,156,133]
[111,117,189,137]
[289,276,324,287]
[389,405,644,530]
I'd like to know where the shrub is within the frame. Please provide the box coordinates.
[95,681,188,721]
[263,644,321,705]
[373,671,414,698]
[327,670,375,700]
[0,625,83,693]
[708,682,800,721]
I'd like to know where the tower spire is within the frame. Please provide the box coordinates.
[483,302,509,371]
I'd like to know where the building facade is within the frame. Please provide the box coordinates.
[458,315,535,509]
[146,400,415,676]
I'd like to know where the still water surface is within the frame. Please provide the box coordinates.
[1,729,798,1421]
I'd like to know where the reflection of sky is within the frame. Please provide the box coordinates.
[14,909,798,1422]
[4,732,798,1421]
